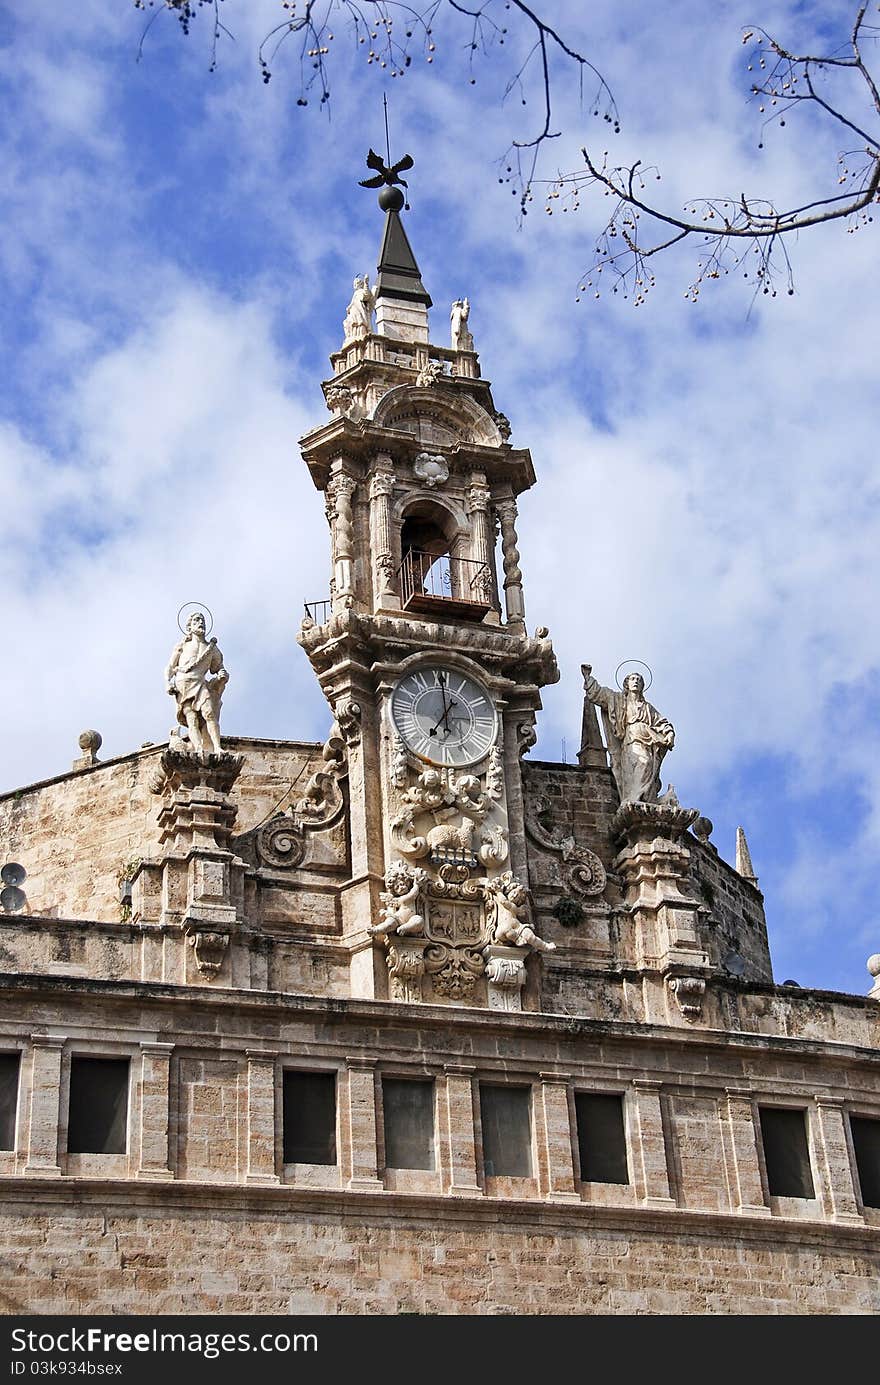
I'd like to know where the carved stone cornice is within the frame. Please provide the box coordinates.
[297,609,559,689]
[612,800,699,846]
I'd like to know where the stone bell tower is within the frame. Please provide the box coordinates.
[297,154,559,1008]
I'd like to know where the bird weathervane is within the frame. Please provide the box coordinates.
[359,148,414,190]
[360,147,413,212]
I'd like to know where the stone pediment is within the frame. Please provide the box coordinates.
[372,384,503,448]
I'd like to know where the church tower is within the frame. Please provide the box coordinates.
[297,163,559,1009]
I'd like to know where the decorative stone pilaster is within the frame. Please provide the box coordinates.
[136,1043,174,1181]
[327,470,357,609]
[613,800,710,1014]
[812,1095,862,1222]
[442,1065,481,1195]
[466,475,498,614]
[484,944,527,1012]
[369,466,397,609]
[386,937,426,1003]
[344,1058,382,1190]
[721,1089,770,1215]
[495,497,525,630]
[153,749,246,983]
[536,1075,579,1201]
[245,1051,280,1185]
[630,1079,675,1207]
[24,1038,63,1176]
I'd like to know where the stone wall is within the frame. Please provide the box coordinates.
[0,1188,876,1315]
[521,759,773,988]
[0,737,324,925]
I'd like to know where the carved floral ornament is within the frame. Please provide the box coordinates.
[256,720,348,870]
[389,743,508,869]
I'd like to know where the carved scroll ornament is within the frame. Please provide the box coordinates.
[525,795,607,898]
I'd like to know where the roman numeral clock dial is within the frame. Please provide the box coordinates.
[391,666,498,768]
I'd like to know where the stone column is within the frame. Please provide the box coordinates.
[24,1038,63,1176]
[442,1064,481,1195]
[813,1096,862,1222]
[613,801,710,1020]
[536,1075,579,1201]
[245,1051,280,1185]
[327,470,357,610]
[136,1043,174,1181]
[345,1057,382,1190]
[467,476,498,616]
[721,1089,770,1215]
[495,498,525,630]
[630,1079,674,1207]
[153,749,246,985]
[369,468,398,610]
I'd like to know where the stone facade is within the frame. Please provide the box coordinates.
[0,186,877,1315]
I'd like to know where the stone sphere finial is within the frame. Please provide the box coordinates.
[378,184,405,213]
[693,815,714,844]
[73,728,102,771]
[867,953,880,979]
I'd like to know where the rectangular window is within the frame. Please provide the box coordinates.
[480,1084,532,1178]
[282,1070,336,1165]
[382,1078,435,1170]
[850,1115,880,1209]
[759,1106,814,1198]
[0,1054,19,1151]
[67,1056,129,1155]
[575,1092,629,1184]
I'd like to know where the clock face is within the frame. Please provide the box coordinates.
[391,665,497,767]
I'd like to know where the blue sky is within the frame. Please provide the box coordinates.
[1,0,879,997]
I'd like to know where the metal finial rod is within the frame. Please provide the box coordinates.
[383,93,391,167]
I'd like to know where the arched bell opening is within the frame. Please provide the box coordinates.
[397,499,491,620]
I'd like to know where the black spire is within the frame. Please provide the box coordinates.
[360,149,432,309]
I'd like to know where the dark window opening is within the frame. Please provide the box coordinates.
[480,1084,532,1178]
[759,1106,814,1198]
[282,1071,336,1165]
[398,503,491,619]
[575,1092,629,1185]
[850,1115,880,1209]
[0,1054,19,1151]
[382,1078,435,1170]
[67,1056,129,1155]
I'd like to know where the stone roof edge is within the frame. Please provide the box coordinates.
[4,972,877,1062]
[0,1177,875,1248]
[0,735,324,804]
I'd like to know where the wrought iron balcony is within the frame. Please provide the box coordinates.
[303,598,331,625]
[397,549,493,620]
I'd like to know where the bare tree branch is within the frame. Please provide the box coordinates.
[132,1,880,304]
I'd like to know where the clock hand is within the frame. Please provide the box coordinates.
[428,675,453,736]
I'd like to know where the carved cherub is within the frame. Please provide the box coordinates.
[371,861,428,938]
[483,872,556,953]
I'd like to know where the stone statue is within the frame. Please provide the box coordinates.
[343,274,375,343]
[483,872,556,953]
[582,664,674,805]
[371,862,427,938]
[450,298,473,352]
[166,612,229,755]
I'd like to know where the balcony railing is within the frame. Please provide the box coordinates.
[397,549,493,620]
[303,598,331,625]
